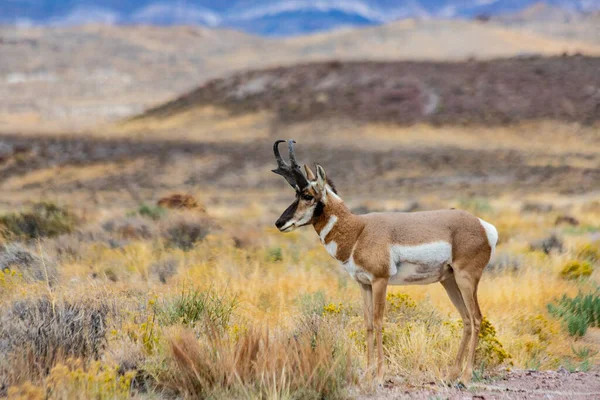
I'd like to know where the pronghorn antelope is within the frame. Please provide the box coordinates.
[272,140,498,384]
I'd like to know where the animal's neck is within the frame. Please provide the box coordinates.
[313,190,364,262]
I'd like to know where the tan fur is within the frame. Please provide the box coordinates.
[313,191,492,383]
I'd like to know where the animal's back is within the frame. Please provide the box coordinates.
[355,209,497,279]
[360,209,492,245]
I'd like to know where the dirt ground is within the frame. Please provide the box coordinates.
[359,369,600,399]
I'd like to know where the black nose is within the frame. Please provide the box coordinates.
[275,219,285,229]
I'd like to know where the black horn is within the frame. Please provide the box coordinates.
[288,140,309,189]
[271,139,309,190]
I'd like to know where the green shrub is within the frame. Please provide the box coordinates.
[298,291,327,317]
[137,204,166,221]
[266,246,283,262]
[156,285,238,330]
[559,260,593,280]
[0,202,77,240]
[548,291,600,336]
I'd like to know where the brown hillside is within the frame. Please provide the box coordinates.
[137,56,600,126]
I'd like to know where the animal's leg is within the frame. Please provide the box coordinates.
[440,275,471,381]
[372,278,388,383]
[454,270,482,384]
[360,283,374,378]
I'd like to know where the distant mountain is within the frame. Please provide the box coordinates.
[2,0,600,36]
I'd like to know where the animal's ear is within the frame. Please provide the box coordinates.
[316,164,327,190]
[303,164,315,181]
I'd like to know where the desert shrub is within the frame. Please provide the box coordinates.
[8,360,136,400]
[149,258,179,284]
[0,298,108,386]
[322,302,343,316]
[575,242,600,264]
[298,290,328,317]
[156,285,238,330]
[0,268,23,297]
[163,320,355,399]
[265,246,283,262]
[476,317,512,367]
[514,314,557,343]
[563,345,599,373]
[136,204,166,221]
[0,202,77,240]
[160,214,212,251]
[102,216,157,240]
[386,291,437,324]
[124,310,160,355]
[47,234,85,261]
[548,291,600,337]
[559,260,593,280]
[387,291,417,313]
[485,251,523,274]
[0,243,58,284]
[530,234,563,254]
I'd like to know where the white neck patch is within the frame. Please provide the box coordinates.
[319,215,338,243]
[326,185,341,201]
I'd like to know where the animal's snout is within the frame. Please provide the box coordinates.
[275,218,286,230]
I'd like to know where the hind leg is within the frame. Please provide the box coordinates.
[453,268,483,383]
[441,275,471,381]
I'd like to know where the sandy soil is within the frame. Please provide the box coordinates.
[360,369,600,399]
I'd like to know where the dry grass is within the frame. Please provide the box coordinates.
[0,192,598,398]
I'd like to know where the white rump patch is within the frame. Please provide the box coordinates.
[478,218,498,257]
[319,215,338,243]
[389,241,452,285]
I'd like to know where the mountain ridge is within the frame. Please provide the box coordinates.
[2,0,600,36]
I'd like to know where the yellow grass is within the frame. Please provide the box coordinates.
[1,194,598,398]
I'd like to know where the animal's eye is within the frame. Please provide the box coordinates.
[302,194,314,201]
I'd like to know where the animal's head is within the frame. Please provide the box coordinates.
[271,140,333,232]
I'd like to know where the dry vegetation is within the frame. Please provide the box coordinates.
[0,180,599,398]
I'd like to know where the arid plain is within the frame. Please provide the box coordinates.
[0,10,600,399]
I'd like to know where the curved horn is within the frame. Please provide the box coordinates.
[288,140,298,166]
[273,139,286,167]
[288,139,309,190]
[271,139,309,190]
[271,139,297,188]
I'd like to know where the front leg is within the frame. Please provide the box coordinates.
[360,283,374,377]
[372,278,389,383]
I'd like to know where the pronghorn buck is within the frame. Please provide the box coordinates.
[272,140,498,383]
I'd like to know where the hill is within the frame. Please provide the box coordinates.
[2,21,599,133]
[134,56,600,127]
